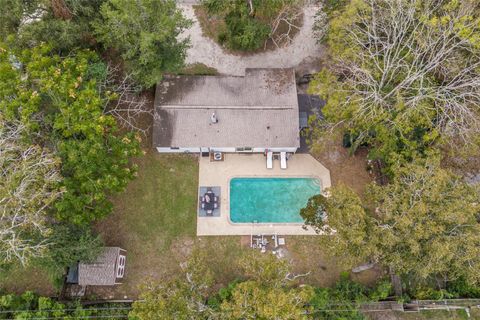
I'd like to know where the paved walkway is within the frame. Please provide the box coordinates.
[179,4,325,76]
[197,153,331,236]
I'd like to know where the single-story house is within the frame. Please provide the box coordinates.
[66,247,126,286]
[153,68,300,154]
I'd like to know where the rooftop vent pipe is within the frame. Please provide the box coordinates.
[211,112,218,124]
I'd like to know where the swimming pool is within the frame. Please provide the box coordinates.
[229,177,321,223]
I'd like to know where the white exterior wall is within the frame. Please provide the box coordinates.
[210,147,236,153]
[252,147,298,153]
[156,147,201,153]
[156,147,298,153]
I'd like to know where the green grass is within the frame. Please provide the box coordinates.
[0,152,378,299]
[385,308,479,320]
[122,153,198,246]
[0,153,244,299]
[0,264,56,296]
[179,63,218,76]
[94,153,246,298]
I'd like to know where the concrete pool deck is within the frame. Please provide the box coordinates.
[197,153,331,236]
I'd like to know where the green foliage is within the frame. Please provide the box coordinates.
[94,0,191,87]
[179,63,218,76]
[131,280,206,320]
[2,0,104,52]
[0,0,40,40]
[0,43,140,226]
[238,250,291,286]
[221,13,270,50]
[310,274,391,319]
[217,252,315,319]
[131,250,393,319]
[366,158,480,283]
[0,292,130,319]
[310,0,480,171]
[303,158,480,285]
[220,280,314,319]
[37,224,103,285]
[446,277,480,299]
[130,251,213,320]
[321,0,348,20]
[300,186,375,268]
[0,119,62,266]
[202,0,298,51]
[406,276,480,300]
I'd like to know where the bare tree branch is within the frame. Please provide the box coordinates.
[268,3,303,48]
[324,0,480,147]
[99,64,154,135]
[0,120,63,266]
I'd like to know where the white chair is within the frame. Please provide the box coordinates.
[266,151,273,169]
[280,152,287,169]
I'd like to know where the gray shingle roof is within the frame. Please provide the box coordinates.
[78,247,122,286]
[153,68,300,148]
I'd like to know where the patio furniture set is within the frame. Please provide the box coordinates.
[200,189,219,216]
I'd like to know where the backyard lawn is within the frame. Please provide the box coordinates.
[93,151,381,299]
[93,152,247,298]
[1,149,380,299]
[0,264,56,296]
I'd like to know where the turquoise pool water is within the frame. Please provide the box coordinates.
[229,177,321,223]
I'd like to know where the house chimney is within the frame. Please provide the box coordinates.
[211,112,218,124]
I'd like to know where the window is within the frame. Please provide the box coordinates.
[236,147,252,152]
[116,255,126,278]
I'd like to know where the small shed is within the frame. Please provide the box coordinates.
[67,247,126,286]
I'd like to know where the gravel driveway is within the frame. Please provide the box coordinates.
[179,4,325,76]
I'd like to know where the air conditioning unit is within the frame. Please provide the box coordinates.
[213,152,222,161]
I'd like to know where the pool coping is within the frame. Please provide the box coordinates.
[226,175,324,225]
[197,153,332,236]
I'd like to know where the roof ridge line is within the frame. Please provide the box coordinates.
[160,105,295,110]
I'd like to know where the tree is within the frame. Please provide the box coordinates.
[220,281,314,320]
[310,272,391,320]
[300,186,377,268]
[130,250,214,320]
[0,120,62,266]
[202,0,302,51]
[37,224,103,286]
[0,43,141,226]
[94,0,191,88]
[218,252,314,319]
[309,0,480,170]
[302,158,480,284]
[0,291,130,319]
[1,0,105,52]
[0,0,44,40]
[366,159,480,284]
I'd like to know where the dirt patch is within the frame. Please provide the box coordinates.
[311,134,373,196]
[442,152,480,180]
[285,236,384,288]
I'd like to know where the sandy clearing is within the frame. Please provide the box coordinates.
[179,4,325,76]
